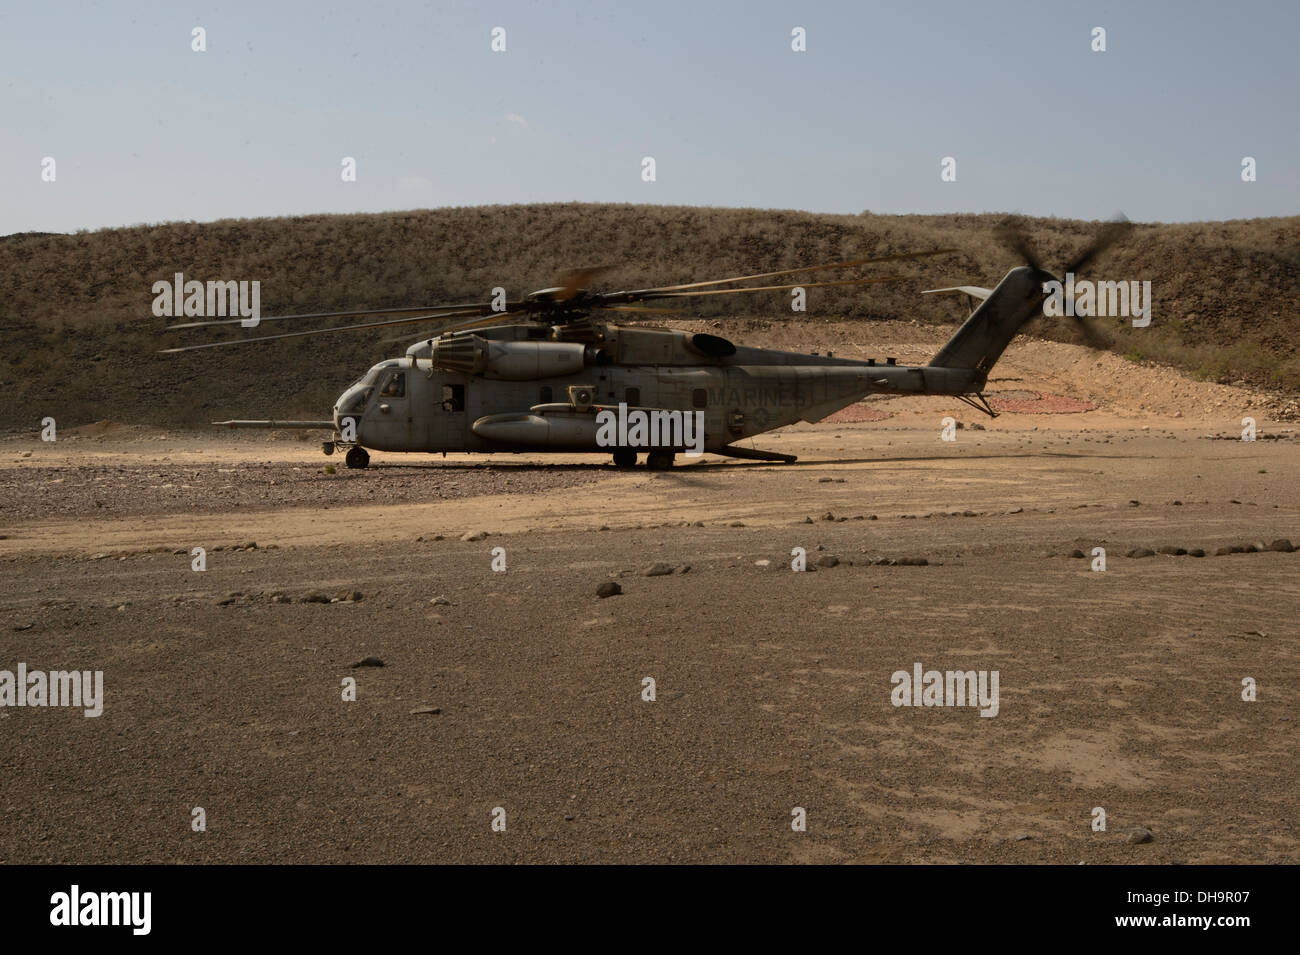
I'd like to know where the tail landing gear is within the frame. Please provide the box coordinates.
[646,451,675,471]
[345,446,370,470]
[611,448,637,469]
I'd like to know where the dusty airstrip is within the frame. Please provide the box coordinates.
[2,322,1296,864]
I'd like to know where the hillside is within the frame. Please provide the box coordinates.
[1,204,1297,429]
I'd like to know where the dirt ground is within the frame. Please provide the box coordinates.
[1,324,1296,864]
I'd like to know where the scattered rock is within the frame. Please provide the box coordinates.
[409,705,441,715]
[1268,539,1295,552]
[351,657,385,668]
[1069,549,1086,558]
[897,556,929,566]
[642,562,675,577]
[460,530,488,542]
[814,555,839,568]
[1156,545,1186,556]
[821,512,835,522]
[1213,546,1234,556]
[675,564,691,574]
[1126,548,1155,558]
[1124,828,1154,845]
[1188,548,1206,557]
[301,593,331,603]
[429,596,452,606]
[596,581,622,598]
[801,516,814,524]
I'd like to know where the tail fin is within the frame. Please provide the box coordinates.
[928,267,1046,381]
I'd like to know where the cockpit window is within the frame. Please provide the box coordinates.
[380,372,406,398]
[341,387,372,414]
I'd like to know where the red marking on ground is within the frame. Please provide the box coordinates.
[824,404,892,423]
[988,390,1098,414]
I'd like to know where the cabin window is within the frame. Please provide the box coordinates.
[692,388,708,409]
[625,387,640,407]
[441,384,465,412]
[379,372,405,398]
[539,386,553,403]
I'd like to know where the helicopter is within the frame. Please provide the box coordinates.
[162,219,1129,470]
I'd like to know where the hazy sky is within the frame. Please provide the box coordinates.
[3,0,1297,233]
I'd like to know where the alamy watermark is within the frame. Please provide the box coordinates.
[0,663,103,717]
[595,402,705,457]
[1043,273,1151,327]
[152,272,261,327]
[891,662,999,717]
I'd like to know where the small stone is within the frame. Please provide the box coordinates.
[1069,549,1085,558]
[409,705,441,715]
[461,530,488,542]
[642,562,674,577]
[1126,548,1155,558]
[301,592,331,603]
[596,581,622,598]
[1268,539,1295,553]
[1188,548,1206,557]
[352,657,384,668]
[815,555,839,568]
[429,596,452,606]
[1125,828,1154,845]
[675,564,691,574]
[801,516,814,524]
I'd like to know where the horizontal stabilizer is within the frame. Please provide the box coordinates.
[922,285,993,301]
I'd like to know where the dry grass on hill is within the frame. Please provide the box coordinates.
[1,204,1297,428]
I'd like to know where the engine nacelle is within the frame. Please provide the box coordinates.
[430,335,587,380]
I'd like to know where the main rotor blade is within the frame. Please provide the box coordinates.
[157,306,524,353]
[1063,215,1132,276]
[553,266,614,302]
[164,301,489,331]
[630,274,907,300]
[602,249,953,301]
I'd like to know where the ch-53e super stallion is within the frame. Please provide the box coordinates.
[162,220,1128,470]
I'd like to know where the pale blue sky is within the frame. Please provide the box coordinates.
[2,0,1296,233]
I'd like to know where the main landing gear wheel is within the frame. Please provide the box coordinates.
[345,446,370,470]
[611,448,637,469]
[646,451,675,471]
